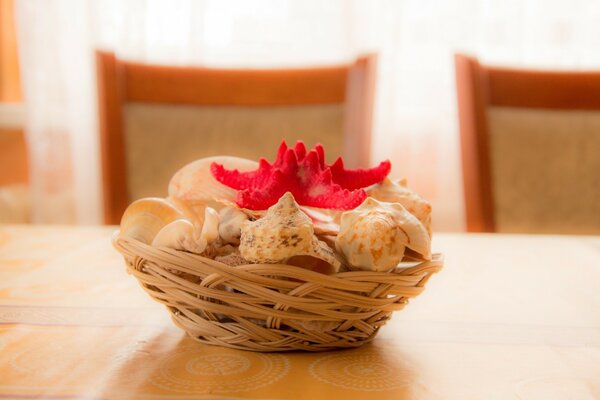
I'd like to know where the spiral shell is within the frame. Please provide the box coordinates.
[367,178,432,235]
[120,197,184,244]
[335,197,431,272]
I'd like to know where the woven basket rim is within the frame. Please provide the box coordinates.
[113,231,444,279]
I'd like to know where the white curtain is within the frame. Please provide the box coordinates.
[16,0,600,229]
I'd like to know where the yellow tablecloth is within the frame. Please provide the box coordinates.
[0,225,599,399]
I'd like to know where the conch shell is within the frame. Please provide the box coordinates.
[367,178,432,234]
[168,156,258,211]
[336,197,431,272]
[120,198,184,244]
[239,192,340,274]
[152,207,220,254]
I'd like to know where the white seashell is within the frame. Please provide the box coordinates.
[239,192,340,274]
[167,196,204,226]
[300,206,340,236]
[201,207,220,244]
[335,197,431,272]
[152,219,207,253]
[366,178,432,234]
[218,206,249,245]
[120,197,184,244]
[151,207,220,254]
[168,156,258,210]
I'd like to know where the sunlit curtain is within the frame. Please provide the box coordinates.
[16,0,600,229]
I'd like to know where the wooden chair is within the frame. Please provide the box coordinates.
[455,53,600,234]
[97,51,377,224]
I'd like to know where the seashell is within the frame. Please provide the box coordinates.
[303,206,343,225]
[200,207,220,244]
[239,192,340,274]
[151,207,220,254]
[300,206,340,236]
[316,234,337,251]
[167,196,204,226]
[215,198,265,220]
[366,178,432,234]
[168,156,258,211]
[120,197,184,244]
[151,219,205,253]
[335,197,431,272]
[218,206,249,245]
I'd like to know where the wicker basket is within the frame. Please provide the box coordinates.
[113,234,443,352]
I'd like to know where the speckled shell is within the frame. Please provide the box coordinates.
[239,192,340,274]
[335,197,431,272]
[366,178,432,235]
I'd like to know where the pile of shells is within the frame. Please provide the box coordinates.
[120,156,433,274]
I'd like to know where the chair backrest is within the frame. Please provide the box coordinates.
[97,51,377,224]
[455,53,600,234]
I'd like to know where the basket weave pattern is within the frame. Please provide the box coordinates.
[114,235,443,352]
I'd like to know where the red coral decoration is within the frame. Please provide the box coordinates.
[211,140,390,210]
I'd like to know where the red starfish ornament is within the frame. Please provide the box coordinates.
[210,140,390,210]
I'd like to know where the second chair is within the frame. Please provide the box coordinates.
[455,53,600,234]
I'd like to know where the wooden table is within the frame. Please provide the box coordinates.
[0,225,599,399]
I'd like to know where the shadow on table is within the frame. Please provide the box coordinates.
[99,332,438,399]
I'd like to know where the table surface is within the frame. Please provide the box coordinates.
[0,225,599,400]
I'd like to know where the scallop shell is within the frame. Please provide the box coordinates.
[366,178,432,234]
[335,197,431,272]
[168,156,258,210]
[120,197,184,244]
[239,192,340,274]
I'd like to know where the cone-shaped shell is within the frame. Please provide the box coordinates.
[336,197,431,272]
[367,178,432,234]
[168,156,258,209]
[239,192,340,274]
[120,197,184,244]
